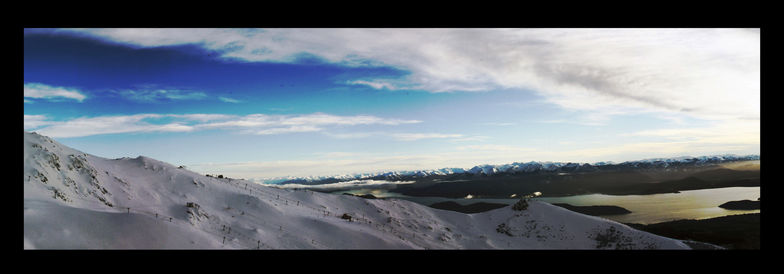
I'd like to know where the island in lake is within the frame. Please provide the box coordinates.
[428,201,632,216]
[718,199,760,210]
[428,201,509,214]
[551,203,632,216]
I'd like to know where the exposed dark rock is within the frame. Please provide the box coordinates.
[340,213,353,221]
[512,199,528,211]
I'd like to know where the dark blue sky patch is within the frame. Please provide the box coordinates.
[24,33,421,117]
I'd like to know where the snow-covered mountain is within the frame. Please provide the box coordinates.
[23,131,692,249]
[267,155,760,185]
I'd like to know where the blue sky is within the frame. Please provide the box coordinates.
[24,28,760,180]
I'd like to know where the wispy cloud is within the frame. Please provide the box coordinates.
[54,28,759,122]
[623,120,760,145]
[312,151,365,158]
[24,112,423,138]
[541,141,759,163]
[321,131,379,139]
[482,122,517,127]
[535,111,616,126]
[218,96,242,103]
[189,137,760,179]
[448,135,490,142]
[26,114,194,138]
[168,113,236,122]
[24,83,87,102]
[111,88,207,102]
[322,131,472,141]
[23,82,211,103]
[345,79,402,90]
[23,115,53,130]
[456,144,535,153]
[196,113,421,134]
[279,113,419,126]
[389,133,464,141]
[255,125,321,135]
[190,138,755,179]
[188,155,476,179]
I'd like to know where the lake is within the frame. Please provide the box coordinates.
[533,186,760,224]
[335,186,761,225]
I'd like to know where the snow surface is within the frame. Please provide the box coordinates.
[23,131,691,249]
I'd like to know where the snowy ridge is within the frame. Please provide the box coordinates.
[265,155,760,185]
[24,131,691,249]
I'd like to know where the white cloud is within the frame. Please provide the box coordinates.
[280,113,420,126]
[196,113,421,132]
[624,119,760,145]
[448,135,490,142]
[312,151,364,158]
[27,114,195,138]
[24,83,87,102]
[483,122,516,127]
[255,126,321,135]
[55,28,759,123]
[321,131,476,142]
[187,136,760,179]
[112,88,206,102]
[23,112,423,138]
[168,113,236,122]
[23,82,210,103]
[23,115,52,130]
[456,144,535,153]
[176,113,757,179]
[197,114,275,129]
[541,141,759,163]
[103,115,753,180]
[390,133,464,141]
[218,96,242,103]
[345,79,401,90]
[188,155,471,179]
[321,131,379,139]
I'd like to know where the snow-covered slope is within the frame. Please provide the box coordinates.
[23,131,691,249]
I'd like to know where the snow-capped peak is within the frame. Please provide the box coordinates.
[265,154,759,185]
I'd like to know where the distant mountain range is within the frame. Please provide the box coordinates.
[267,154,760,186]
